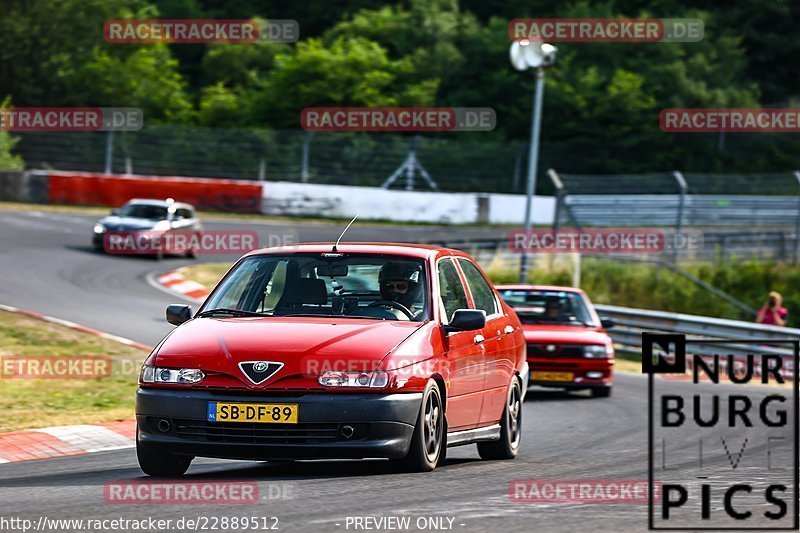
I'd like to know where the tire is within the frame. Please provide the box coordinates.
[394,379,444,472]
[591,387,612,398]
[477,377,522,460]
[136,433,192,477]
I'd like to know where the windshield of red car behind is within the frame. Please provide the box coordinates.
[498,289,594,326]
[203,254,429,322]
[117,204,169,220]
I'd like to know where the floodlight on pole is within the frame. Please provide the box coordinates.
[509,39,557,283]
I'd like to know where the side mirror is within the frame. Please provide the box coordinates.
[111,209,119,216]
[444,309,486,333]
[166,304,192,326]
[600,317,615,329]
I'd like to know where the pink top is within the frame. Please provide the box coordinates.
[757,306,787,325]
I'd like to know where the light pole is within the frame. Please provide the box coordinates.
[510,39,557,283]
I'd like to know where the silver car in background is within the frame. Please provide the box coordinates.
[92,198,202,258]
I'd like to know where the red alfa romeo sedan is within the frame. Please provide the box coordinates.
[136,243,527,476]
[495,284,615,398]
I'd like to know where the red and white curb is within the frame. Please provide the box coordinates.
[0,304,151,351]
[0,420,136,463]
[157,268,211,302]
[0,304,149,463]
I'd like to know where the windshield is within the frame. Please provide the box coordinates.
[498,289,594,326]
[117,204,169,220]
[203,254,430,322]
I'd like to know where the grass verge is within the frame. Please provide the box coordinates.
[0,310,148,432]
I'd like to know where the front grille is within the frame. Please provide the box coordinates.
[534,361,581,370]
[171,419,343,444]
[527,344,586,358]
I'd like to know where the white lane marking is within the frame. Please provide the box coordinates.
[0,303,150,350]
[0,458,9,464]
[26,211,93,224]
[37,316,80,329]
[35,425,134,453]
[0,216,79,234]
[99,333,140,346]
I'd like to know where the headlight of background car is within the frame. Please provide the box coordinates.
[583,345,612,358]
[93,224,106,234]
[140,365,205,384]
[318,370,389,388]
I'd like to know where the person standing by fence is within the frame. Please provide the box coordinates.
[756,291,788,326]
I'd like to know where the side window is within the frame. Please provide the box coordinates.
[176,208,193,219]
[437,259,468,322]
[458,259,499,316]
[208,260,261,310]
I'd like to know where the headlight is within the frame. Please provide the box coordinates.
[583,345,612,358]
[140,365,205,384]
[318,370,389,388]
[93,224,106,234]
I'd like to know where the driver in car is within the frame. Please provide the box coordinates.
[543,298,563,321]
[377,262,423,318]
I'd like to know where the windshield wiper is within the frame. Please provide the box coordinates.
[281,313,386,320]
[196,308,266,318]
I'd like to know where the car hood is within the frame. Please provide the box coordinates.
[153,316,423,388]
[519,324,610,345]
[98,216,159,231]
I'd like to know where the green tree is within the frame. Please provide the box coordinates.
[0,98,25,171]
[252,36,439,128]
[66,45,195,123]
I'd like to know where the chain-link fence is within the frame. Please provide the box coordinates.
[12,126,528,193]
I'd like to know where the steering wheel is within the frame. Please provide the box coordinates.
[366,300,414,319]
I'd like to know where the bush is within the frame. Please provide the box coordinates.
[487,258,800,326]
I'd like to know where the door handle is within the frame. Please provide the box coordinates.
[504,325,515,334]
[474,334,485,343]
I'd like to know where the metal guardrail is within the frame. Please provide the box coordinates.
[562,195,800,228]
[595,304,800,359]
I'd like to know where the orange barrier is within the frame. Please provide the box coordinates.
[47,171,262,213]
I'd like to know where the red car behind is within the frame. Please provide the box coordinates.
[495,284,615,398]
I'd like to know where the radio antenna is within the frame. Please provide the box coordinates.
[332,214,358,252]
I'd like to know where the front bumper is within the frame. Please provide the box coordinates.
[136,388,421,460]
[528,357,613,389]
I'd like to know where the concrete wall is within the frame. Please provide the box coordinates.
[262,181,555,225]
[0,171,48,203]
[486,192,555,225]
[0,171,556,225]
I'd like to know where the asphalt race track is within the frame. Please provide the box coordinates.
[0,207,795,532]
[0,208,508,346]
